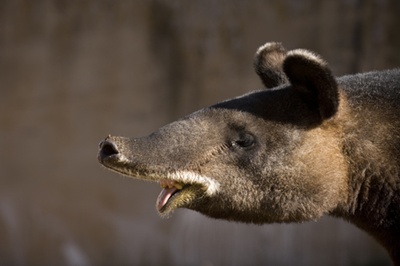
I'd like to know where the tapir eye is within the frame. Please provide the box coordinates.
[232,132,256,149]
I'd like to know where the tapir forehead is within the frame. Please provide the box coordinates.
[182,107,265,135]
[209,87,323,129]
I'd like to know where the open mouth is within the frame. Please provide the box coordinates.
[157,179,188,213]
[154,171,221,215]
[155,173,222,216]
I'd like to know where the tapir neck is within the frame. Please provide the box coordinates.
[336,173,400,264]
[332,91,400,264]
[333,139,400,264]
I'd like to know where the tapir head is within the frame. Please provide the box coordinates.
[98,43,348,224]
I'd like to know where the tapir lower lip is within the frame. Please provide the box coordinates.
[157,186,187,213]
[157,184,204,216]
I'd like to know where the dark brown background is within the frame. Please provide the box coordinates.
[1,1,399,265]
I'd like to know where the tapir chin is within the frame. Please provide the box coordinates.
[98,42,400,264]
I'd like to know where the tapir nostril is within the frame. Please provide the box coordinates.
[99,140,119,158]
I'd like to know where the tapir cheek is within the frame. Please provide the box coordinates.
[288,127,349,210]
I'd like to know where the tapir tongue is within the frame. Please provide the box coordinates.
[157,187,178,211]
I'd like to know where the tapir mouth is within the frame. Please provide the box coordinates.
[156,179,200,215]
[98,138,220,215]
[157,179,184,211]
[155,173,217,215]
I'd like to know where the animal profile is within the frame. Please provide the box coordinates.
[98,42,400,264]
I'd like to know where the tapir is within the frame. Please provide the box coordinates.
[98,42,400,264]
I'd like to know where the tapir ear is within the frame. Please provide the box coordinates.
[283,49,339,120]
[254,42,289,88]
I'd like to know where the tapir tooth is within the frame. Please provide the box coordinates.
[159,179,183,190]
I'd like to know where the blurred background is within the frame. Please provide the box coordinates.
[1,0,399,265]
